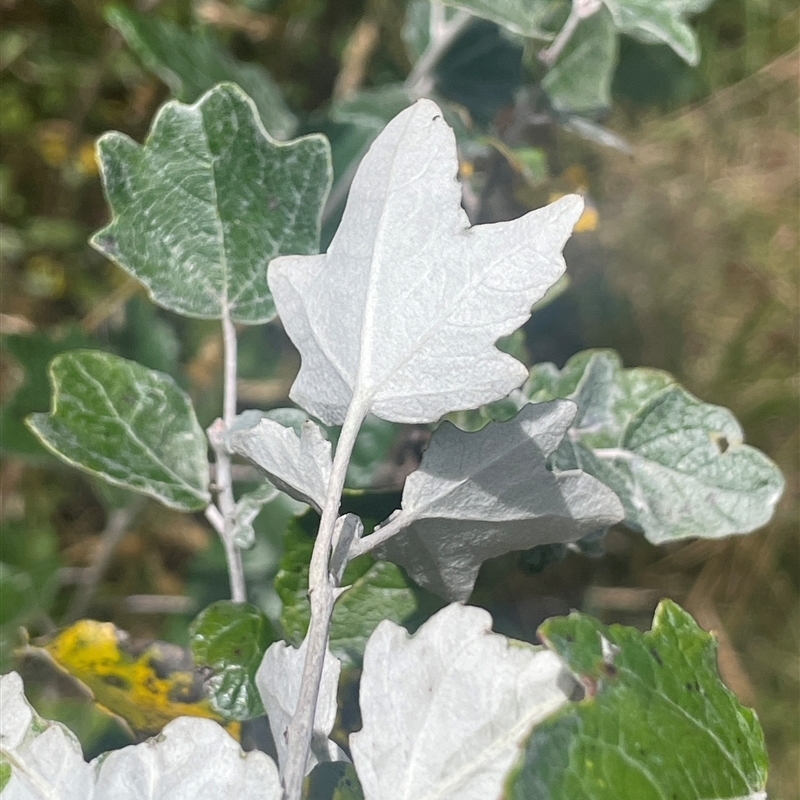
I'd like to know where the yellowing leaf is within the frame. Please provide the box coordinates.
[32,619,238,739]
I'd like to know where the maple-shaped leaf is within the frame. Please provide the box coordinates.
[269,99,583,425]
[371,401,623,601]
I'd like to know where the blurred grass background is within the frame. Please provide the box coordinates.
[0,0,797,794]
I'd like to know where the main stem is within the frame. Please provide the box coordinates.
[282,400,366,800]
[214,312,246,602]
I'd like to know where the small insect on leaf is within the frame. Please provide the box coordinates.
[27,619,239,739]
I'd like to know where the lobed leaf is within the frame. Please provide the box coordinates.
[506,600,768,799]
[0,672,282,799]
[189,601,278,722]
[350,603,575,800]
[269,99,583,425]
[524,350,785,543]
[92,83,331,323]
[27,350,210,511]
[373,401,623,601]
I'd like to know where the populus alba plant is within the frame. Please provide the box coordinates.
[5,84,782,800]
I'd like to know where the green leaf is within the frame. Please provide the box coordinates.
[276,514,443,667]
[92,83,331,324]
[0,327,90,456]
[602,0,714,66]
[27,350,210,511]
[189,600,277,721]
[542,7,618,113]
[524,350,785,543]
[0,519,60,668]
[331,85,414,132]
[305,762,364,800]
[506,600,768,800]
[106,4,296,139]
[441,0,567,39]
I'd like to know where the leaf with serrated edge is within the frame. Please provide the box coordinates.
[226,414,332,512]
[524,350,785,543]
[506,600,768,800]
[0,672,282,799]
[373,401,623,601]
[257,637,346,776]
[269,99,583,425]
[27,350,210,511]
[350,603,575,800]
[92,83,331,323]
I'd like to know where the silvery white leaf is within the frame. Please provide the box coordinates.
[257,637,346,775]
[93,717,281,799]
[329,513,363,584]
[269,99,583,425]
[232,482,280,548]
[350,604,575,800]
[374,401,624,601]
[227,415,332,512]
[0,671,94,800]
[1,674,280,800]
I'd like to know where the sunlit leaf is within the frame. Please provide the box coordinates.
[31,619,233,737]
[269,99,583,425]
[507,600,768,800]
[350,604,575,800]
[524,350,785,543]
[92,83,331,323]
[226,412,332,512]
[189,601,278,722]
[27,351,210,511]
[256,637,346,776]
[373,401,623,601]
[0,672,282,799]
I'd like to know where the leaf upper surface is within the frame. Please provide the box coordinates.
[506,600,768,800]
[374,401,623,601]
[92,83,331,323]
[27,350,210,511]
[106,5,296,139]
[524,350,785,543]
[269,99,583,424]
[189,600,278,721]
[350,603,574,800]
